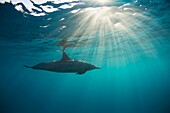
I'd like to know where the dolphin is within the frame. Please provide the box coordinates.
[24,51,100,75]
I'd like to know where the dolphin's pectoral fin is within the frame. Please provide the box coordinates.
[76,71,86,75]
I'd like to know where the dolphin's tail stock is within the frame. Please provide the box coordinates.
[24,65,33,68]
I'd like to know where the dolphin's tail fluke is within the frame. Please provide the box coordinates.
[24,65,33,68]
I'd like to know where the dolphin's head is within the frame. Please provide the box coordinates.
[95,67,101,69]
[86,64,101,71]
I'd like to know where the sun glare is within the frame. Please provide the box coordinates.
[56,4,161,66]
[93,0,111,4]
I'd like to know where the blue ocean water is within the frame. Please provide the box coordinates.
[0,0,170,113]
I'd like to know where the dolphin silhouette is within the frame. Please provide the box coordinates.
[24,51,100,75]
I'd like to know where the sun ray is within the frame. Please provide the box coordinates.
[50,3,164,66]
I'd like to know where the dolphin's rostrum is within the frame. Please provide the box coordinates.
[25,50,100,75]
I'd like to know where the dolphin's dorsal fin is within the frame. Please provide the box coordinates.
[60,51,72,61]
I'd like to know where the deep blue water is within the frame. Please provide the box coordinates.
[0,0,170,113]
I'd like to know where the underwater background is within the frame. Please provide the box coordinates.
[0,0,170,113]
